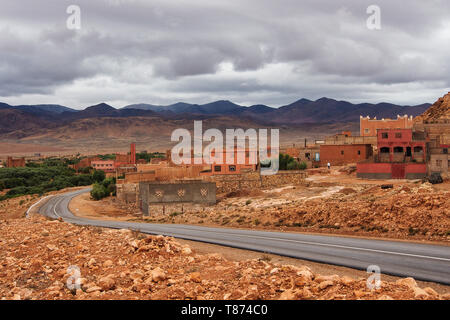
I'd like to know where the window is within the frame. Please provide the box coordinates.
[341,150,344,155]
[436,160,442,167]
[382,132,388,139]
[395,133,402,138]
[305,153,310,160]
[394,147,404,153]
[229,165,236,172]
[357,150,361,155]
[214,165,222,172]
[414,146,423,153]
[364,128,370,134]
[444,148,448,154]
[380,147,390,153]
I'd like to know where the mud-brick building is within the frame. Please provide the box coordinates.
[415,121,450,178]
[91,160,115,173]
[6,156,26,168]
[357,128,428,179]
[360,115,414,137]
[319,144,373,166]
[428,145,449,177]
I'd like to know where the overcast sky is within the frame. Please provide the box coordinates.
[0,0,449,109]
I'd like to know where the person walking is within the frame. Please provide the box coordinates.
[327,162,331,170]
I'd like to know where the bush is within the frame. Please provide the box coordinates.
[278,153,307,171]
[90,183,109,200]
[92,170,106,183]
[286,160,301,170]
[279,153,293,170]
[90,177,116,201]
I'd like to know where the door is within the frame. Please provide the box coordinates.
[391,164,406,179]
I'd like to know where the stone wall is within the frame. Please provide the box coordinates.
[117,171,307,207]
[146,203,211,217]
[207,170,307,194]
[116,182,138,204]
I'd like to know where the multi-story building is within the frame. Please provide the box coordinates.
[428,144,449,177]
[357,128,428,179]
[91,160,115,173]
[360,115,414,137]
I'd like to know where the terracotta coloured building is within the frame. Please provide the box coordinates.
[357,128,427,179]
[360,115,414,137]
[169,147,259,175]
[6,156,26,168]
[73,156,100,171]
[85,143,138,173]
[201,147,258,175]
[91,160,115,173]
[319,144,373,166]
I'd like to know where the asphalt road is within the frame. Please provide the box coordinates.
[38,188,450,285]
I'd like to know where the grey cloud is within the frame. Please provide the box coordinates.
[0,0,448,106]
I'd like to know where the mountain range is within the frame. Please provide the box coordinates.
[0,98,431,141]
[120,98,430,123]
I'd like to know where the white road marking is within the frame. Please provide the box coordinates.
[52,197,64,219]
[190,231,450,262]
[51,190,450,264]
[26,195,53,218]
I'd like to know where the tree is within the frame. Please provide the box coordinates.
[92,170,106,183]
[90,183,109,200]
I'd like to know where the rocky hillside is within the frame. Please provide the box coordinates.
[415,92,450,123]
[1,216,447,300]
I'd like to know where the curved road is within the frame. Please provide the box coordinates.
[38,188,450,284]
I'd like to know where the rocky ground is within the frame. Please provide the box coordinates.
[1,216,448,300]
[119,177,450,243]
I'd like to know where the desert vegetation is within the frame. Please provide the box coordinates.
[0,158,100,201]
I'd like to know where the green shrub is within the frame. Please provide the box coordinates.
[92,170,106,183]
[90,183,109,200]
[299,161,307,170]
[0,164,94,201]
[286,160,301,170]
[90,177,116,201]
[279,153,307,170]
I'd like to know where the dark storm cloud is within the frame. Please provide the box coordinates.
[0,0,448,107]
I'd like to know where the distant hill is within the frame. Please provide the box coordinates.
[0,109,58,137]
[0,102,76,115]
[259,98,430,124]
[61,103,159,120]
[0,97,430,142]
[122,98,429,124]
[123,100,246,115]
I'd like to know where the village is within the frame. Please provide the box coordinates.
[2,93,449,219]
[0,93,449,302]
